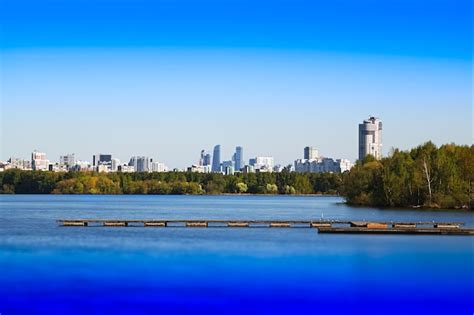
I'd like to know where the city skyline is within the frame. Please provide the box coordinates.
[3,112,472,174]
[1,0,471,168]
[3,146,329,168]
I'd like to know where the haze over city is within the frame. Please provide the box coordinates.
[1,0,471,168]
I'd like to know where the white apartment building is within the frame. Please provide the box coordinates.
[151,161,168,172]
[31,150,49,171]
[252,156,274,172]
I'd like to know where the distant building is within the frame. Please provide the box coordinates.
[359,116,382,161]
[242,165,255,174]
[224,165,235,175]
[249,158,256,166]
[118,164,135,173]
[294,157,353,173]
[93,154,112,168]
[32,150,48,171]
[199,150,211,166]
[151,161,168,172]
[111,158,120,172]
[233,146,244,171]
[295,147,352,173]
[304,147,318,160]
[8,157,32,170]
[71,160,91,171]
[97,164,109,173]
[212,145,221,172]
[221,160,233,173]
[60,154,76,170]
[49,163,61,172]
[129,156,151,172]
[337,159,353,173]
[188,164,211,173]
[253,157,274,172]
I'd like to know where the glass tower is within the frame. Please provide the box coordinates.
[212,145,221,172]
[234,146,244,171]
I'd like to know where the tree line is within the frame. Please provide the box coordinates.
[0,169,342,196]
[343,142,473,209]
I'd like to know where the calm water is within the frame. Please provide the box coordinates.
[0,195,472,314]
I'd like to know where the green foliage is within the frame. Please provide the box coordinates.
[343,143,473,209]
[283,185,296,194]
[265,183,278,194]
[235,182,248,193]
[0,169,342,196]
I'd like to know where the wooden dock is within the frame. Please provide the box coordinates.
[56,219,473,235]
[318,227,474,235]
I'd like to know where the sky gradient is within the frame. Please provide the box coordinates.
[1,0,472,168]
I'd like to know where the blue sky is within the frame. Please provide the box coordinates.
[1,0,472,168]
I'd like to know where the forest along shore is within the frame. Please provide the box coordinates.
[0,142,472,210]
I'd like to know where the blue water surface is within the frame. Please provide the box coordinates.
[0,195,472,314]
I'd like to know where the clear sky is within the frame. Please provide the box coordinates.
[1,0,472,168]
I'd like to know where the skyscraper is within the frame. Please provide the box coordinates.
[303,147,318,160]
[212,145,221,172]
[203,153,211,166]
[199,150,212,166]
[233,146,244,171]
[359,116,383,161]
[199,150,205,166]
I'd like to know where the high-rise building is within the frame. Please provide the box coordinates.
[233,146,244,171]
[199,150,212,166]
[60,154,76,169]
[359,116,383,161]
[31,150,48,170]
[129,156,151,172]
[203,154,211,166]
[212,145,221,172]
[303,147,318,160]
[199,150,205,166]
[93,154,112,167]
